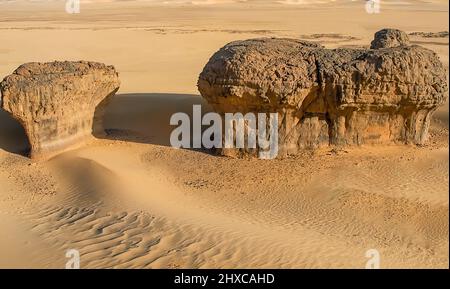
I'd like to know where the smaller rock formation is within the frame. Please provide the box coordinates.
[0,61,120,160]
[370,28,410,49]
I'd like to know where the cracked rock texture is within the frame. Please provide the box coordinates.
[198,29,448,158]
[0,61,120,160]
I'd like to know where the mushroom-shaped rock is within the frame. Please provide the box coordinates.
[0,61,120,160]
[198,29,448,158]
[370,28,410,49]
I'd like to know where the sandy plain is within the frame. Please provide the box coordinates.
[0,0,448,268]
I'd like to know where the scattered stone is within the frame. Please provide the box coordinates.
[409,31,449,38]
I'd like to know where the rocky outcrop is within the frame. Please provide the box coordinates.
[198,29,448,158]
[0,61,120,159]
[370,28,410,49]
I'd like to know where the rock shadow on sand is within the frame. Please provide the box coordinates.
[93,93,216,154]
[0,108,30,157]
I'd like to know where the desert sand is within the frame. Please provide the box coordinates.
[0,0,448,268]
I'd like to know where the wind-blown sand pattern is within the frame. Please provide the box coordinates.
[0,0,448,268]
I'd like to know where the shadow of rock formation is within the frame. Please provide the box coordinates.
[0,108,30,156]
[94,93,213,149]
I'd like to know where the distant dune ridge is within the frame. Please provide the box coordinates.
[198,29,448,157]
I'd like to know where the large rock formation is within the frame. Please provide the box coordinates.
[0,61,120,159]
[198,29,448,158]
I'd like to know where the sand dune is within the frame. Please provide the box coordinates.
[3,138,447,268]
[0,1,448,268]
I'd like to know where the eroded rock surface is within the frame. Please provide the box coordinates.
[370,28,410,49]
[0,61,120,159]
[198,29,448,158]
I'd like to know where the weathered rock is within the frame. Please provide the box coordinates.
[198,29,448,158]
[0,61,120,159]
[370,28,410,49]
